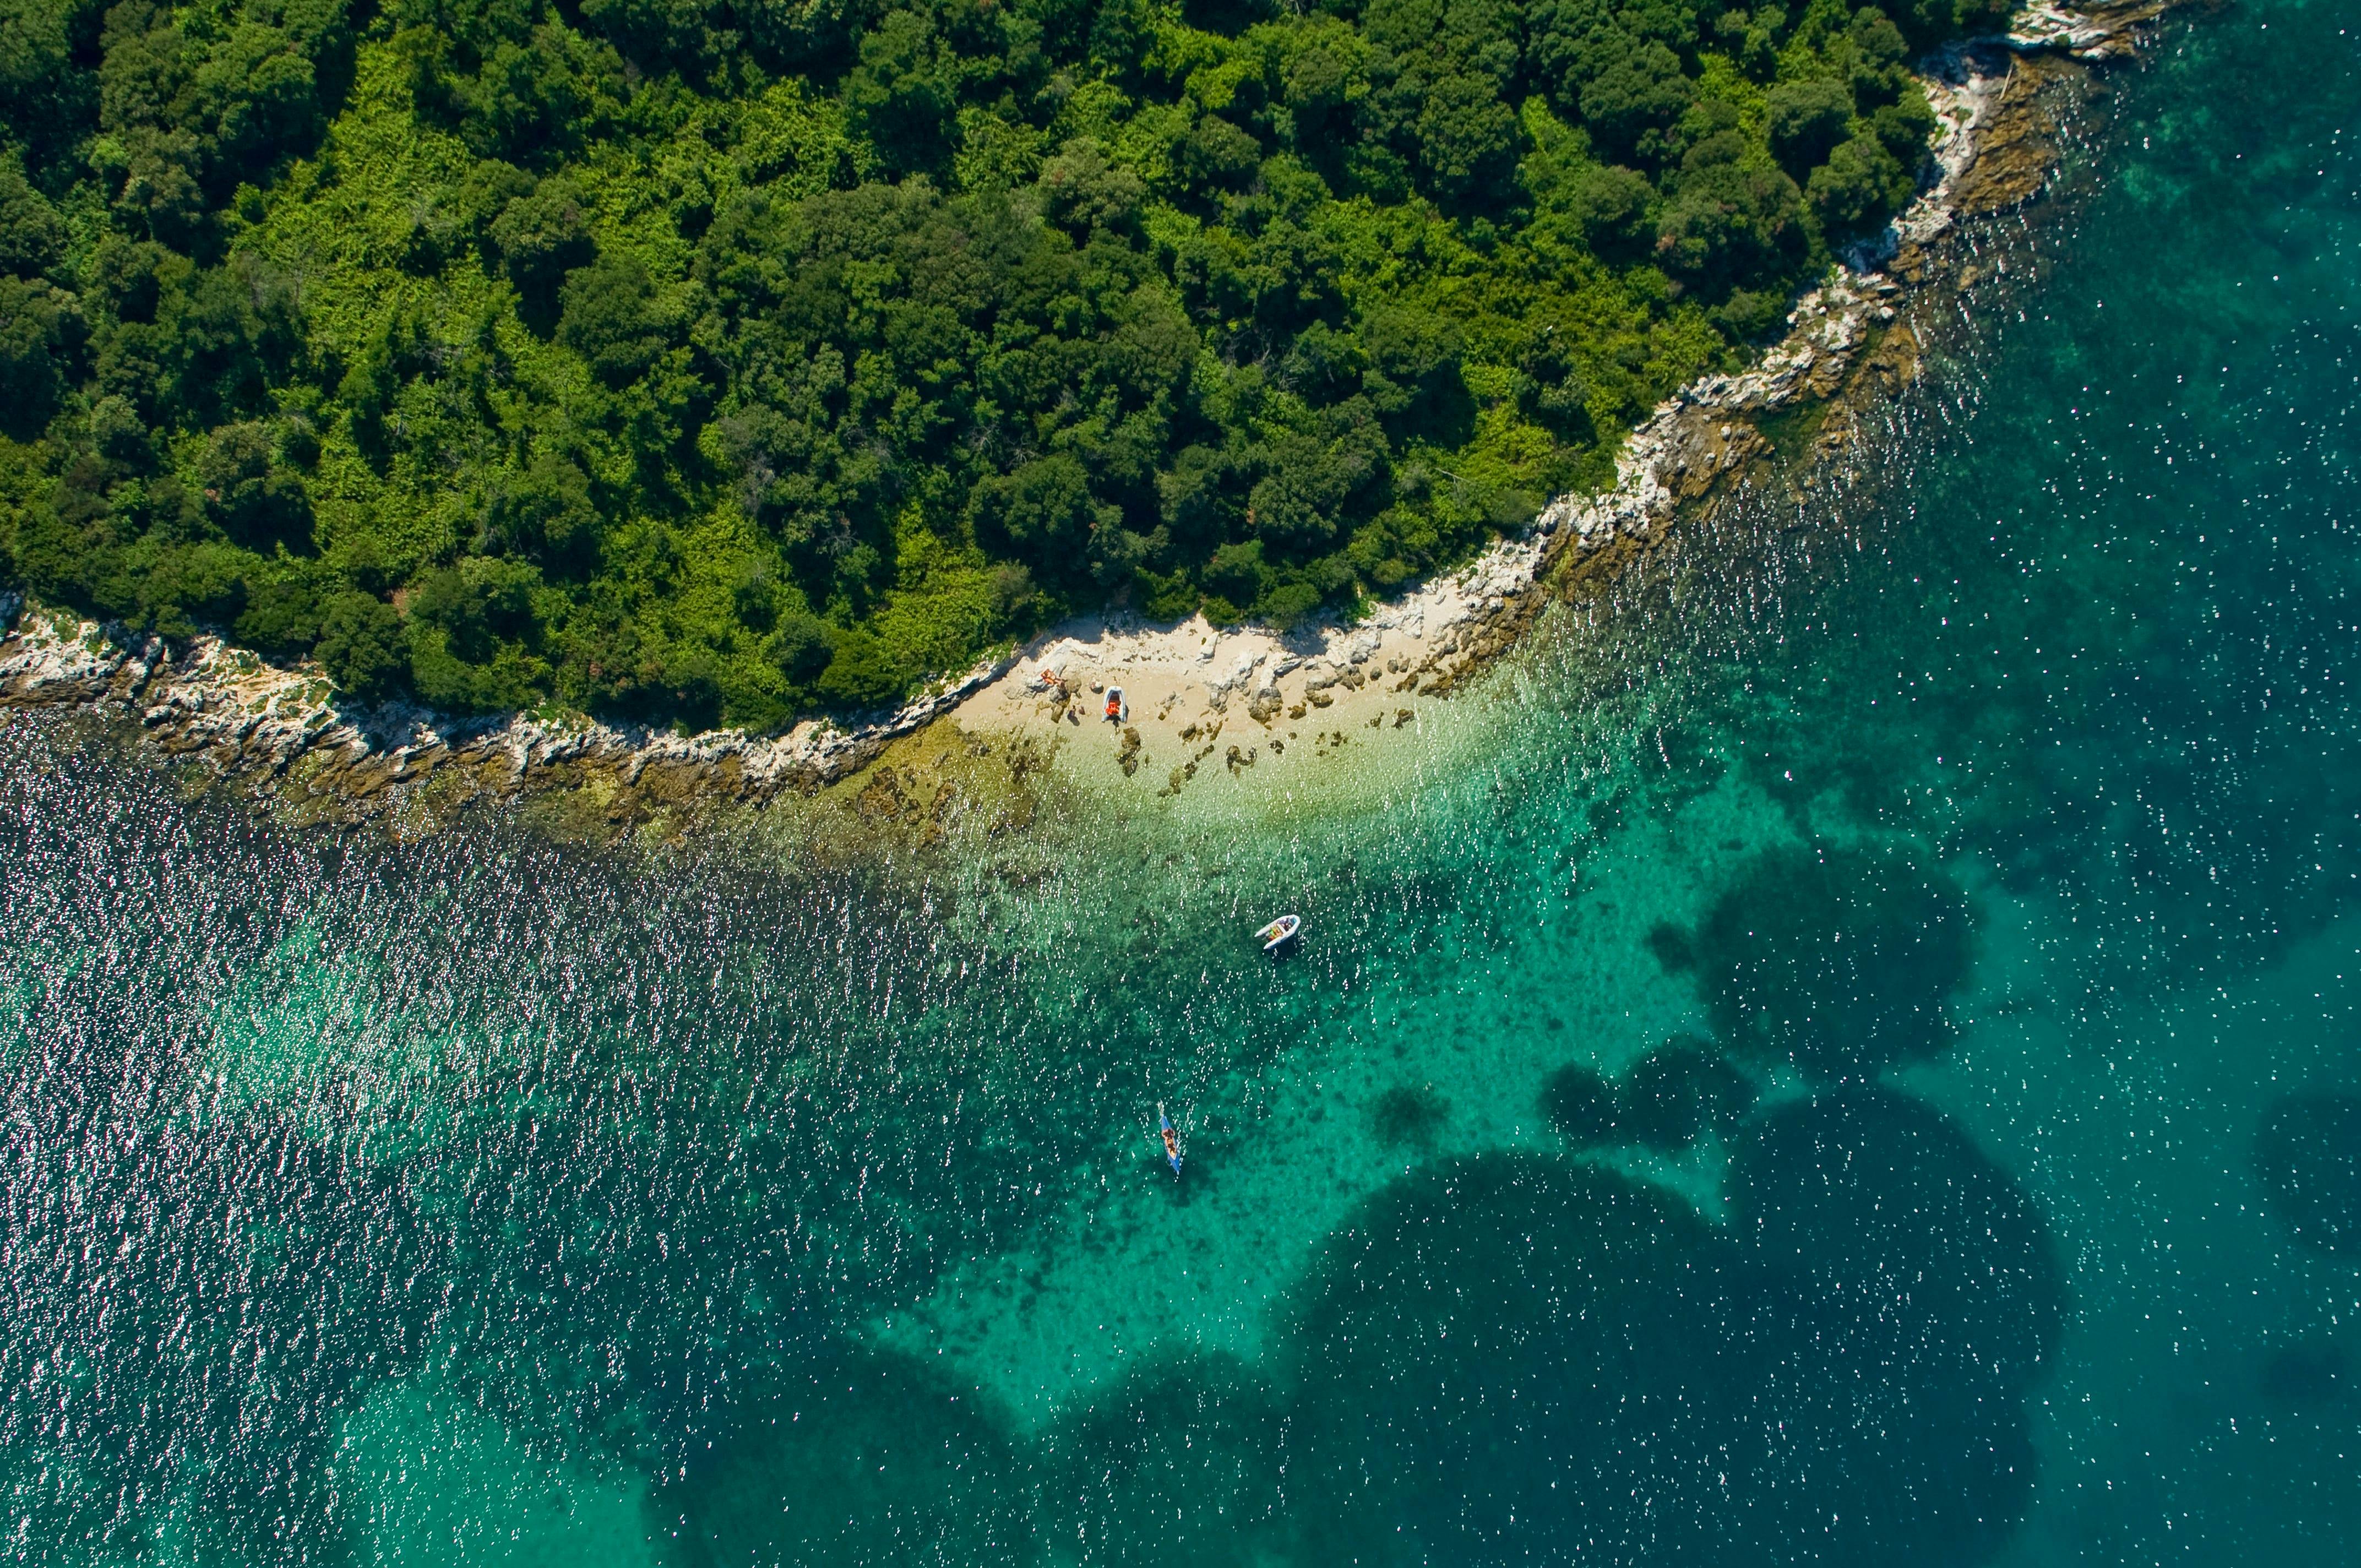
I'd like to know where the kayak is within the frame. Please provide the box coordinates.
[1158,1103,1182,1177]
[1254,914,1301,952]
[1105,685,1128,722]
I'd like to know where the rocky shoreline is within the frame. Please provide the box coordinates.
[0,1,2188,831]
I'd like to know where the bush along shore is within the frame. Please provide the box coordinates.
[0,0,2189,829]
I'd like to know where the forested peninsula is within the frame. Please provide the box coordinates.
[1,0,1998,733]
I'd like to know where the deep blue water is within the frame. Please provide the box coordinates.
[5,4,2359,1564]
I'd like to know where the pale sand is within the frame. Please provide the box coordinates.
[949,526,1551,800]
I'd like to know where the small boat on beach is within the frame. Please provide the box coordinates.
[1104,685,1128,722]
[1254,914,1301,952]
[1158,1103,1183,1177]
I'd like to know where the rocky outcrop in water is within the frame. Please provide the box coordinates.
[0,589,1015,818]
[2009,0,2189,59]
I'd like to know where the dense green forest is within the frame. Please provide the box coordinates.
[0,0,1996,728]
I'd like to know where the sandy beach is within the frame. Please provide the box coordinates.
[951,522,1551,797]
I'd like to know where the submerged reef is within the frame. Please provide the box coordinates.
[1620,1038,1760,1151]
[1038,1351,1289,1567]
[1656,842,1973,1079]
[656,1349,1030,1567]
[624,1094,2067,1565]
[2254,1090,2361,1260]
[1726,1088,2065,1566]
[1368,1082,1454,1150]
[1729,1088,2066,1386]
[1539,1036,1758,1152]
[1539,1060,1623,1146]
[2257,1339,2353,1412]
[1283,1153,1742,1563]
[1263,1087,2061,1565]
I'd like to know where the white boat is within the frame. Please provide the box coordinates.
[1254,914,1301,951]
[1103,685,1128,722]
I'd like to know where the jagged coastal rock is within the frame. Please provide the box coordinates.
[0,1,2188,825]
[0,589,1017,807]
[2008,0,2188,58]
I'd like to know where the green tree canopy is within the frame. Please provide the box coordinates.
[1,0,1978,725]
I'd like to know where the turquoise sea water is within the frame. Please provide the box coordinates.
[7,6,2360,1563]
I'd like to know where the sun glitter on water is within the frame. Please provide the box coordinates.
[6,3,2361,1564]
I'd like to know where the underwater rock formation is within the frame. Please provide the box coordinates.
[1726,1089,2066,1566]
[2254,1090,2361,1259]
[1538,1061,1622,1146]
[1729,1088,2066,1384]
[656,1349,1030,1567]
[2257,1338,2352,1411]
[1661,844,1973,1079]
[1368,1083,1452,1150]
[1541,1039,1758,1153]
[1620,1039,1760,1152]
[1282,1154,1742,1564]
[1274,1106,2065,1566]
[1040,1352,1288,1566]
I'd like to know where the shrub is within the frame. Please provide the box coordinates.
[0,280,74,439]
[1808,134,1913,238]
[315,592,408,701]
[557,254,674,385]
[813,627,909,709]
[0,151,66,279]
[1766,79,1855,177]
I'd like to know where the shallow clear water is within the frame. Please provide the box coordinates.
[7,6,2360,1564]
